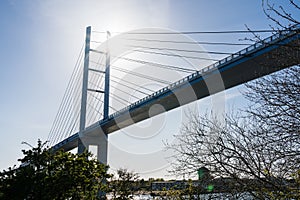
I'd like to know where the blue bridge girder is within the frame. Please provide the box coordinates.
[52,26,300,152]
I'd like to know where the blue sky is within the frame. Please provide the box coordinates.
[0,0,295,178]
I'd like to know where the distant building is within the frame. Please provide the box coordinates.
[151,180,187,191]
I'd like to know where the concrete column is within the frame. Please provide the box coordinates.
[78,127,108,164]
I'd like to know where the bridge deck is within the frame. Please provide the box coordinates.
[53,26,300,152]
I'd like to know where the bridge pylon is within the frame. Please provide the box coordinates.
[77,26,109,164]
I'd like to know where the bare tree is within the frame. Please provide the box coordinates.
[167,110,300,199]
[167,1,300,199]
[245,65,300,137]
[262,0,299,29]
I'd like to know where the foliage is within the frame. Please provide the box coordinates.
[167,0,300,198]
[0,140,111,200]
[109,168,139,200]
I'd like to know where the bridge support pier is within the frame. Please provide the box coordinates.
[78,128,108,164]
[77,26,110,160]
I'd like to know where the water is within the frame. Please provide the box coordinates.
[108,192,254,199]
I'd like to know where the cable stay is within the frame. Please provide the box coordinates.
[110,74,155,93]
[110,79,146,99]
[111,78,151,96]
[90,49,105,54]
[114,56,196,73]
[92,31,108,34]
[110,93,132,105]
[53,70,83,143]
[68,111,80,139]
[111,66,171,84]
[119,29,278,35]
[128,45,237,55]
[86,101,103,116]
[132,49,219,61]
[50,72,82,143]
[90,40,103,44]
[49,44,84,144]
[87,92,105,122]
[61,104,81,142]
[86,76,105,124]
[124,38,253,46]
[109,95,128,108]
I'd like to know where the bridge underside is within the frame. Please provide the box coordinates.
[53,31,300,153]
[102,36,300,133]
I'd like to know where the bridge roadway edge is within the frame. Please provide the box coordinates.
[52,29,300,152]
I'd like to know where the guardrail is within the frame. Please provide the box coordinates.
[53,25,299,150]
[100,25,300,124]
[52,132,79,150]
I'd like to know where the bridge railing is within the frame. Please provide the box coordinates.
[53,25,299,150]
[102,25,299,124]
[52,132,79,150]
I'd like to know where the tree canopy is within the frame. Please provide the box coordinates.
[167,1,300,199]
[0,140,110,200]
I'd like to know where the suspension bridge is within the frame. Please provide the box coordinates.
[47,25,300,164]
